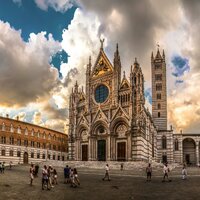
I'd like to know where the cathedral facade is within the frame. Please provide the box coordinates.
[68,42,158,162]
[68,41,200,165]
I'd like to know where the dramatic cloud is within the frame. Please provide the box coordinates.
[34,0,74,12]
[0,21,61,107]
[32,111,44,126]
[61,8,104,90]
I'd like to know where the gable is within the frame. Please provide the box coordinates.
[120,78,130,90]
[92,50,113,78]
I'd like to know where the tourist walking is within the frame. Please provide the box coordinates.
[102,164,111,181]
[34,164,39,177]
[162,163,171,182]
[9,161,12,170]
[64,165,70,184]
[73,168,80,186]
[53,169,58,185]
[48,165,54,188]
[121,163,124,171]
[182,164,187,180]
[2,162,5,173]
[146,163,152,181]
[42,165,49,190]
[0,162,2,173]
[30,164,34,186]
[70,168,75,187]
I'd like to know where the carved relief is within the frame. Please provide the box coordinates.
[116,124,127,138]
[81,130,88,141]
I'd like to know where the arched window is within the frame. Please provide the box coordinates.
[31,129,34,136]
[17,126,21,134]
[157,103,161,109]
[2,123,5,131]
[162,136,167,149]
[158,112,160,118]
[10,149,14,156]
[25,127,28,135]
[157,93,161,100]
[10,124,14,132]
[175,139,179,151]
[1,149,5,156]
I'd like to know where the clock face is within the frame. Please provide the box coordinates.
[95,84,109,103]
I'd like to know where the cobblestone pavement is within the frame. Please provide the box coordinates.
[0,165,200,200]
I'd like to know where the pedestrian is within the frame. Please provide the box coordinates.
[70,168,75,187]
[30,164,35,186]
[102,164,111,181]
[64,165,70,184]
[9,161,12,170]
[0,162,2,173]
[73,168,80,186]
[146,163,152,181]
[182,164,187,180]
[48,165,54,188]
[121,163,124,171]
[53,169,58,185]
[42,165,49,190]
[35,164,39,177]
[162,163,171,182]
[2,162,5,173]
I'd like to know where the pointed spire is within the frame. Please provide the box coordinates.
[100,38,105,50]
[114,43,121,68]
[74,81,78,93]
[114,43,120,59]
[151,51,154,60]
[155,48,162,59]
[134,57,138,64]
[131,65,133,72]
[116,43,119,54]
[123,71,126,79]
[155,43,162,59]
[162,49,165,60]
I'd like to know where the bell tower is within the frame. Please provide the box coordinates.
[151,48,167,130]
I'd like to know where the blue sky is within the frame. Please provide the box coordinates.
[0,0,76,41]
[0,0,75,74]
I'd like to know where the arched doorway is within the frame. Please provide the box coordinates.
[82,145,88,161]
[23,152,29,164]
[117,142,126,161]
[183,138,196,165]
[98,140,106,161]
[80,129,89,161]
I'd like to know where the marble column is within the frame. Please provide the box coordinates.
[196,141,199,165]
[107,136,111,161]
[88,138,91,161]
[127,133,132,161]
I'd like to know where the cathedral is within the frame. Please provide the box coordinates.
[68,40,200,165]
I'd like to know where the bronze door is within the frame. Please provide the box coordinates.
[98,140,106,161]
[23,152,28,164]
[117,142,126,161]
[82,145,88,161]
